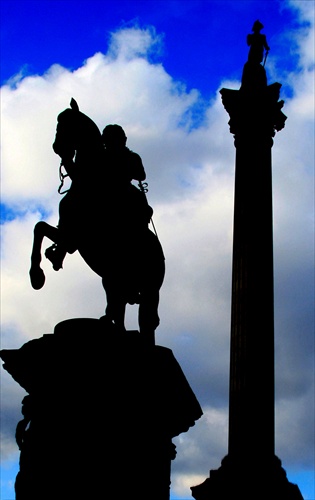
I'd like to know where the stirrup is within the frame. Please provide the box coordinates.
[45,244,64,271]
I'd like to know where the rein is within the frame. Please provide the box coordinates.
[58,161,70,194]
[138,181,159,240]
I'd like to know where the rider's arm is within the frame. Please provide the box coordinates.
[130,152,146,181]
[262,35,270,51]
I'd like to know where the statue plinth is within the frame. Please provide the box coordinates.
[1,317,202,500]
[191,61,303,499]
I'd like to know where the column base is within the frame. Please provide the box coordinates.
[191,455,304,500]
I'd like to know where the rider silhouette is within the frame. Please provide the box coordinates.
[101,124,153,231]
[46,124,152,271]
[102,124,145,185]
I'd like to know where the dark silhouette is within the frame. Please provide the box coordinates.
[240,20,271,92]
[191,22,303,500]
[1,318,203,500]
[5,99,204,499]
[247,20,270,65]
[2,100,204,498]
[29,99,165,340]
[0,100,202,500]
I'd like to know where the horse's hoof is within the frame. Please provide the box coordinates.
[45,244,65,271]
[29,267,45,290]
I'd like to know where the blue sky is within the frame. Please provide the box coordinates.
[0,0,303,95]
[1,1,314,499]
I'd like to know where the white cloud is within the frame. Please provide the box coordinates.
[107,24,164,61]
[1,17,314,499]
[289,0,315,69]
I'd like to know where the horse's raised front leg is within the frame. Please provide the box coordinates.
[29,221,60,290]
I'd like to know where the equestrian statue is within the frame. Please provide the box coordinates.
[29,99,165,341]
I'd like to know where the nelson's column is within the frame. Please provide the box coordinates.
[191,21,304,500]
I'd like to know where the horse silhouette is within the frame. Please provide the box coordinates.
[29,99,165,339]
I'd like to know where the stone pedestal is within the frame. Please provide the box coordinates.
[1,317,202,500]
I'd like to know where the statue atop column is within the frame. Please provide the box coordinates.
[219,22,286,138]
[247,19,270,65]
[239,19,270,92]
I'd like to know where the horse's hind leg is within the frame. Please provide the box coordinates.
[29,221,60,289]
[138,289,160,345]
[102,278,127,332]
[138,253,165,344]
[106,300,126,332]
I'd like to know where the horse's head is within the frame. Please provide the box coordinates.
[52,99,103,164]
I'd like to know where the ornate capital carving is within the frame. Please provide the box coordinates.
[220,82,286,143]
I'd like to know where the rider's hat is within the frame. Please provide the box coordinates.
[252,19,264,31]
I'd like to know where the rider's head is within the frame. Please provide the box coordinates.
[102,124,127,150]
[252,20,263,32]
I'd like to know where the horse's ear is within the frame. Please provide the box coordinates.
[70,98,79,112]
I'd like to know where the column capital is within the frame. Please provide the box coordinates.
[220,82,286,144]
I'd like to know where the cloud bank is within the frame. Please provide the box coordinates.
[1,9,314,498]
